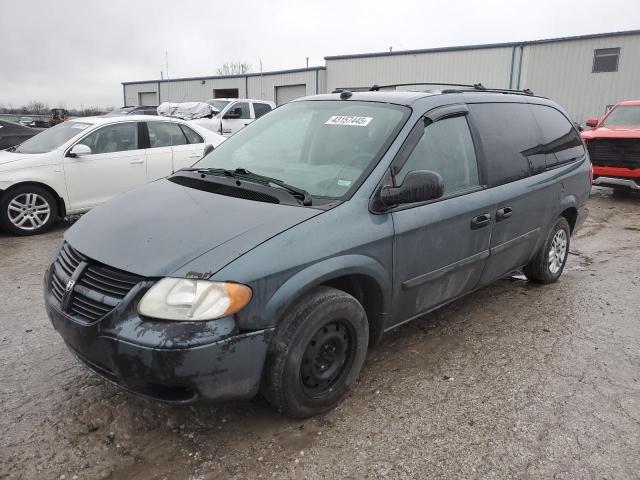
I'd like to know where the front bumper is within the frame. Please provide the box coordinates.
[592,176,640,191]
[44,268,272,404]
[593,165,640,179]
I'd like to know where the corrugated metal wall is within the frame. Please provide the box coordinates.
[123,69,326,106]
[520,34,640,122]
[123,32,640,124]
[123,82,159,106]
[326,47,514,92]
[158,77,247,103]
[246,69,323,103]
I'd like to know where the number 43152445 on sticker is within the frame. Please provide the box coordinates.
[325,116,373,127]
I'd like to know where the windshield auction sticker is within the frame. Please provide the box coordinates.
[325,116,372,127]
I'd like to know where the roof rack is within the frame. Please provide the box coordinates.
[368,82,534,96]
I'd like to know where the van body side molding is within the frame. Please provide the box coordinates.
[401,249,490,290]
[490,228,540,255]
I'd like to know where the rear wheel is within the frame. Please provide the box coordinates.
[262,286,369,418]
[0,185,58,236]
[523,217,570,284]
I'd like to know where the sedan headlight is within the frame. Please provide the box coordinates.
[138,278,252,321]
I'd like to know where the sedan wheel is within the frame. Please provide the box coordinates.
[0,186,58,235]
[8,193,51,231]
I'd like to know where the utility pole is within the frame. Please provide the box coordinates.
[260,59,264,99]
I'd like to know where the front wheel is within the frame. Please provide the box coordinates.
[0,186,59,236]
[262,286,369,418]
[524,217,570,284]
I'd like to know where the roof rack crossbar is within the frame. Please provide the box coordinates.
[368,82,534,96]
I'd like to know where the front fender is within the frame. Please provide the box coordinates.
[240,254,391,331]
[270,254,390,322]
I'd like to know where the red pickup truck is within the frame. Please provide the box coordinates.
[581,101,640,191]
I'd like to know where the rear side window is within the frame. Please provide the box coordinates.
[529,104,585,168]
[396,115,479,194]
[253,103,272,119]
[179,125,204,144]
[468,103,539,186]
[147,121,188,147]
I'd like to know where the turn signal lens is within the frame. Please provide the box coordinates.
[138,278,252,321]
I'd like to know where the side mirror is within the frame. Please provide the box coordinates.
[202,144,215,157]
[223,107,242,119]
[380,170,444,206]
[585,117,598,128]
[68,144,91,157]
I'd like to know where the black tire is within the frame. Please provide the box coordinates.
[523,217,571,284]
[0,185,59,236]
[262,286,369,418]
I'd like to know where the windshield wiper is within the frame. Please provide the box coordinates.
[183,167,313,206]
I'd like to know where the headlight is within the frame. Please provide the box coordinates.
[138,278,252,321]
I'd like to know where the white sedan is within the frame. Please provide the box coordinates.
[0,115,224,235]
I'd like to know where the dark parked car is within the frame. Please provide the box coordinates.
[44,87,590,417]
[105,105,159,116]
[0,120,38,149]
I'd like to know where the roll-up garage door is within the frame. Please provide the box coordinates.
[275,84,307,106]
[138,92,158,106]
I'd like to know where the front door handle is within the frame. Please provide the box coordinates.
[471,213,492,230]
[130,159,144,165]
[496,206,513,222]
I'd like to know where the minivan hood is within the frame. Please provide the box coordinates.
[65,178,322,278]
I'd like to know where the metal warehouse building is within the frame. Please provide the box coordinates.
[123,29,640,122]
[123,67,326,108]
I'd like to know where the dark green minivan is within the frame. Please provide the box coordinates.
[44,86,590,417]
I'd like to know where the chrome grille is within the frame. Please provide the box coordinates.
[49,242,144,323]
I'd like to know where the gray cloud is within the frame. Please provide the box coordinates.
[0,0,637,109]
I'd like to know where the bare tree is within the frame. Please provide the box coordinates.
[27,100,49,115]
[216,61,252,76]
[80,106,105,116]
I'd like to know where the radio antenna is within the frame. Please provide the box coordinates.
[165,50,176,173]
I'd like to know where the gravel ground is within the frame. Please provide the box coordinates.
[1,188,639,480]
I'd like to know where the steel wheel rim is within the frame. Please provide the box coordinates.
[548,229,567,274]
[300,320,355,399]
[7,193,50,231]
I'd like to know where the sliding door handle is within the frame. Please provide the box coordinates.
[496,206,513,221]
[471,213,492,229]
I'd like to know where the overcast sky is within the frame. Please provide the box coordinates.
[0,0,637,109]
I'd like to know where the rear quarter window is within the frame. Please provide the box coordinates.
[252,103,272,119]
[180,125,204,144]
[529,104,585,168]
[468,103,541,186]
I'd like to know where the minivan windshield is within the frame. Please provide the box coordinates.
[14,121,93,154]
[602,105,640,126]
[195,100,408,198]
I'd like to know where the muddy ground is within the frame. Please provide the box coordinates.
[1,188,639,480]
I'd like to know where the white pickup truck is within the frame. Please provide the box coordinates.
[203,98,275,136]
